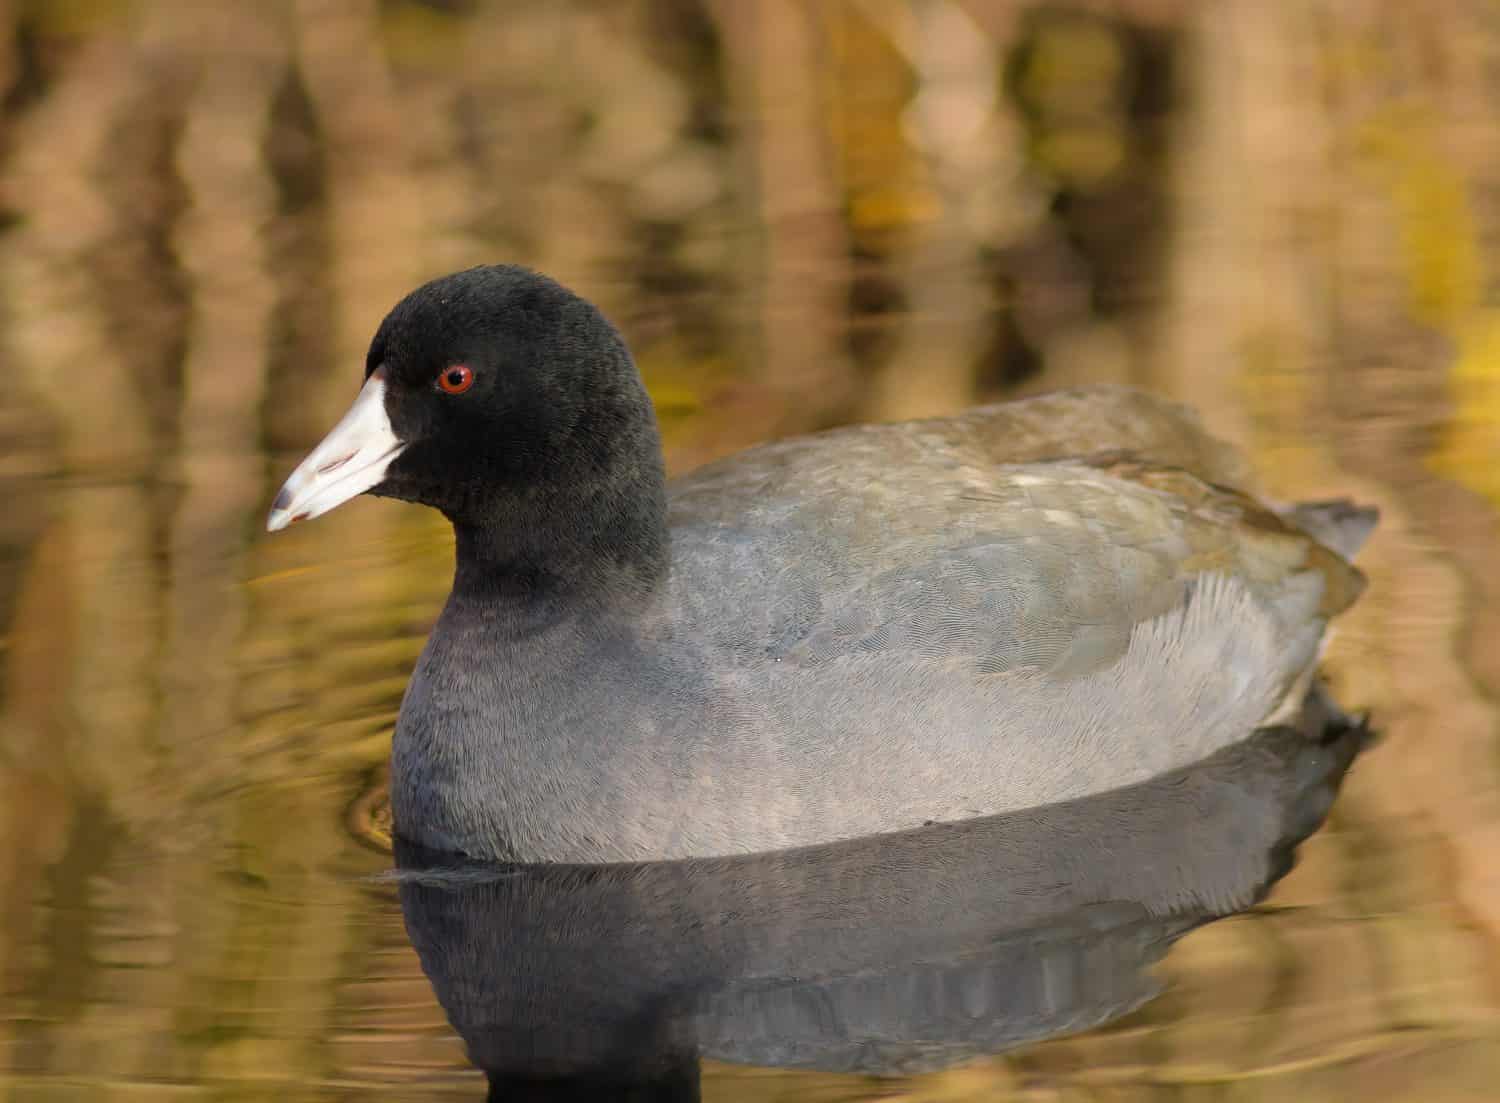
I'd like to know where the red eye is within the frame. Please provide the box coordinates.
[438,364,474,394]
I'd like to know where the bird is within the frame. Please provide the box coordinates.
[267,264,1376,864]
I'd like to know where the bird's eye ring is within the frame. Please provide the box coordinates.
[438,364,474,394]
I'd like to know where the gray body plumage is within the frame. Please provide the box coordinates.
[391,387,1373,862]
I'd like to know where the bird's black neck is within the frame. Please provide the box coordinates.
[449,474,669,624]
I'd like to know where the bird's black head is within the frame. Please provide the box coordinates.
[269,265,668,598]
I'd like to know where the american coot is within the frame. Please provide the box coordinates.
[268,265,1376,863]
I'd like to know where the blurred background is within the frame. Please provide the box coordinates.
[1,0,1499,1098]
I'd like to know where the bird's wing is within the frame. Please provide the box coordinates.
[671,454,1361,680]
[662,402,1367,821]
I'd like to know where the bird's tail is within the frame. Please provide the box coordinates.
[1283,498,1380,560]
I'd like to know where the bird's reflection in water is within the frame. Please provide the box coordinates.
[395,694,1369,1102]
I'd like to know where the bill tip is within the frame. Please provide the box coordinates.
[266,506,309,533]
